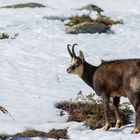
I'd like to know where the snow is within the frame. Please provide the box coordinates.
[0,0,140,139]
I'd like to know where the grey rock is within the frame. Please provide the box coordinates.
[65,22,110,34]
[78,4,104,15]
[1,2,46,8]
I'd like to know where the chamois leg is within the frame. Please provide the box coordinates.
[113,97,122,128]
[101,95,110,131]
[131,94,140,134]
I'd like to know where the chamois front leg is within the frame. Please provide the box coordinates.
[113,97,122,128]
[131,94,140,134]
[101,94,110,131]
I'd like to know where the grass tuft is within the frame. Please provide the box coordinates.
[66,15,123,27]
[1,2,45,8]
[16,129,68,139]
[67,15,94,26]
[0,129,68,140]
[96,16,123,26]
[0,33,9,40]
[0,33,19,40]
[56,93,133,130]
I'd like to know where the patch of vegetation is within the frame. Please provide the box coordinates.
[66,15,123,27]
[0,33,18,40]
[0,33,9,40]
[96,16,123,26]
[56,93,133,130]
[66,15,94,26]
[0,129,68,140]
[1,2,46,8]
[0,134,9,140]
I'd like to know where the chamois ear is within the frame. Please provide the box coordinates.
[79,50,85,62]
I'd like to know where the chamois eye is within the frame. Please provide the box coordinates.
[75,63,79,67]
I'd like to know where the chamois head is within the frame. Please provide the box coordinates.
[67,44,85,77]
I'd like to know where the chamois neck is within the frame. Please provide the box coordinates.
[81,61,97,88]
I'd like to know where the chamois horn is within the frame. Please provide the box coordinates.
[67,44,73,58]
[72,43,78,58]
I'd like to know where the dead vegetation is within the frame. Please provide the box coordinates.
[1,2,46,9]
[0,33,9,40]
[66,15,123,27]
[56,92,133,130]
[0,106,14,120]
[96,16,123,26]
[0,33,19,40]
[65,5,123,34]
[0,129,68,140]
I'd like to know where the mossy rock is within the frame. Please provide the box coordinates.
[1,2,46,8]
[65,22,110,34]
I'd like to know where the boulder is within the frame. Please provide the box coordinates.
[65,22,110,34]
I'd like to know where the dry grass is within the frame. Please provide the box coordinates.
[0,33,19,40]
[0,33,9,39]
[66,15,123,27]
[0,129,68,140]
[56,93,133,130]
[0,134,10,140]
[96,16,123,26]
[16,129,68,139]
[66,15,94,26]
[1,2,46,8]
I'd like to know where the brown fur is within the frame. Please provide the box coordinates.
[92,59,140,133]
[67,46,140,133]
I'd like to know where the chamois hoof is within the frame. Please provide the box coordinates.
[131,128,140,134]
[101,125,110,131]
[115,122,122,128]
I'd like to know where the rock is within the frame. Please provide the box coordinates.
[1,2,46,8]
[65,22,110,34]
[77,4,104,15]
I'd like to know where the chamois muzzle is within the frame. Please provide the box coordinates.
[67,65,75,73]
[67,68,71,73]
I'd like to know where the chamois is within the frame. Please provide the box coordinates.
[67,44,140,134]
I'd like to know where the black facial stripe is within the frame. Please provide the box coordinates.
[74,63,80,68]
[71,65,75,70]
[70,58,82,71]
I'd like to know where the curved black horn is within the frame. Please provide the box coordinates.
[67,44,73,57]
[72,43,78,58]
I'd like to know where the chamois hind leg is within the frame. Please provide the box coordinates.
[113,97,122,128]
[101,94,110,131]
[131,93,140,134]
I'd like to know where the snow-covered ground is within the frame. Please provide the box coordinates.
[0,0,140,139]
